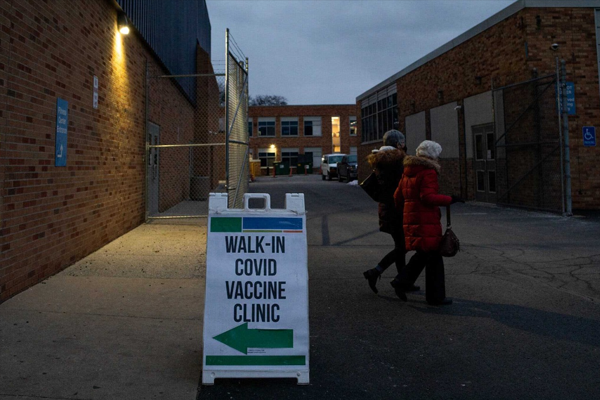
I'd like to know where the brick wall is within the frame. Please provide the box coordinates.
[249,104,360,174]
[358,6,600,210]
[0,0,208,301]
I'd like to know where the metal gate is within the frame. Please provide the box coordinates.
[144,30,249,220]
[492,60,571,214]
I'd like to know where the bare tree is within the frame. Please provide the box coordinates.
[249,95,288,106]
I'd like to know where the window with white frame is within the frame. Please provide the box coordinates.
[281,148,299,168]
[258,117,276,136]
[281,117,299,136]
[248,118,253,137]
[258,148,276,168]
[350,116,357,136]
[304,116,322,136]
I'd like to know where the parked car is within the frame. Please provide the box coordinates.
[337,154,358,182]
[321,153,346,181]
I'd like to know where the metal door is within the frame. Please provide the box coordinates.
[148,122,160,216]
[473,123,497,202]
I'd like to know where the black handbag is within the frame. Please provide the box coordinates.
[440,205,460,257]
[360,171,381,202]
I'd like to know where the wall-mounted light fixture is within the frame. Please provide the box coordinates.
[117,12,130,35]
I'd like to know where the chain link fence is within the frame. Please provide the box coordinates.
[145,30,248,219]
[225,30,249,209]
[493,72,563,212]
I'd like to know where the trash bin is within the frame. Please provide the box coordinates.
[273,162,290,176]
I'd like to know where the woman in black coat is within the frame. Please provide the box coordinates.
[363,130,419,294]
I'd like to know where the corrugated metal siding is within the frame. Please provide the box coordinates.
[116,0,211,99]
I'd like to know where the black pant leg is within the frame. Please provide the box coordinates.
[377,249,396,271]
[425,252,446,304]
[392,232,406,275]
[405,251,427,284]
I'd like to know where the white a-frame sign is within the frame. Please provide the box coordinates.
[202,193,309,385]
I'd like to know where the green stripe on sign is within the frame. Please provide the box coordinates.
[211,217,242,232]
[206,356,306,366]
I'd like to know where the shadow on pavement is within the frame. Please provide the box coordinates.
[410,298,600,347]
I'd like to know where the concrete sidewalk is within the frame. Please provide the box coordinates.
[0,220,207,400]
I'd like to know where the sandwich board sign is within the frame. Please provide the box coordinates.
[202,193,309,385]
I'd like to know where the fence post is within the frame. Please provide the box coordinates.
[561,60,573,216]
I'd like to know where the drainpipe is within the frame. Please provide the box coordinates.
[561,60,572,215]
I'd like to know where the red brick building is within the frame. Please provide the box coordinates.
[0,0,217,301]
[357,1,600,212]
[249,105,360,175]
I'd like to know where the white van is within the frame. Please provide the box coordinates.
[321,153,346,181]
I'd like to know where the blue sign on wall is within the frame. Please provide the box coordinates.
[566,82,575,115]
[55,98,68,167]
[558,82,576,115]
[583,126,596,147]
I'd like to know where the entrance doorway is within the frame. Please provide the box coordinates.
[147,122,160,216]
[331,116,340,153]
[473,123,496,202]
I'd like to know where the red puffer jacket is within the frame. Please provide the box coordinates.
[394,156,452,252]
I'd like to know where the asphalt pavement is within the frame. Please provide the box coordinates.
[1,174,600,400]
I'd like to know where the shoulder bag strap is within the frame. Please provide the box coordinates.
[446,205,451,228]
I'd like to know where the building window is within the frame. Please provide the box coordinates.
[258,149,276,168]
[350,116,357,136]
[281,148,299,168]
[281,117,299,136]
[361,86,398,143]
[258,118,275,136]
[248,118,253,137]
[304,117,322,136]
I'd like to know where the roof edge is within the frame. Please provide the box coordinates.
[356,0,600,101]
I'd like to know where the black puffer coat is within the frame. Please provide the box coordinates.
[367,148,406,234]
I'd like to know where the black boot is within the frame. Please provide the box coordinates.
[390,279,407,301]
[363,268,381,294]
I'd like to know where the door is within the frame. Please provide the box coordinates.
[473,123,497,202]
[148,122,160,216]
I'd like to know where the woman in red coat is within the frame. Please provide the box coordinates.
[393,140,462,305]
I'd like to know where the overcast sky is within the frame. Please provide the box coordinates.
[207,0,515,105]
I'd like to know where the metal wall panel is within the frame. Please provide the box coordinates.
[431,102,460,158]
[116,0,211,99]
[405,112,426,156]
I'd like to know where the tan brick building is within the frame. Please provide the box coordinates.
[357,0,600,212]
[0,0,218,301]
[249,105,360,175]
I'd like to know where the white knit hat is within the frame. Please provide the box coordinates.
[416,140,442,159]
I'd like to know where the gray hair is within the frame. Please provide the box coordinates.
[383,130,406,148]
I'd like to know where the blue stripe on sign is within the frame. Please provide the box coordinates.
[243,217,302,231]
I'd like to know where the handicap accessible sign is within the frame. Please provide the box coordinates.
[202,193,309,385]
[583,126,596,147]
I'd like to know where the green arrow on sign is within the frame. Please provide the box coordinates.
[213,323,293,354]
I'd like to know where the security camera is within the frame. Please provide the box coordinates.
[550,43,559,51]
